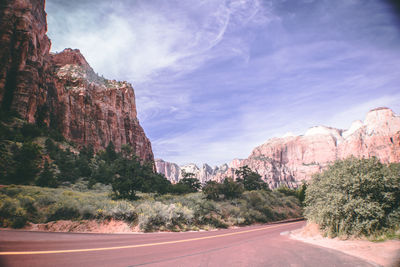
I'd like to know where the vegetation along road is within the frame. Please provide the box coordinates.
[0,221,375,267]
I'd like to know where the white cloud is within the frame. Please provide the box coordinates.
[47,0,266,84]
[46,0,400,167]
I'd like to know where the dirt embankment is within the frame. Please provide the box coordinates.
[23,220,140,233]
[290,223,400,267]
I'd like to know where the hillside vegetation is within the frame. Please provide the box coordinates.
[0,184,302,231]
[0,116,303,231]
[305,157,400,239]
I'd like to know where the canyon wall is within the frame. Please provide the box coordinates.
[0,0,154,162]
[157,108,400,188]
[155,159,229,184]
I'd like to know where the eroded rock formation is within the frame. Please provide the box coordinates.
[240,107,400,188]
[157,108,400,188]
[0,0,153,162]
[155,159,229,184]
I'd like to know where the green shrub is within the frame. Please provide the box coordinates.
[305,158,400,237]
[48,206,81,221]
[0,196,28,228]
[0,185,302,231]
[137,201,194,231]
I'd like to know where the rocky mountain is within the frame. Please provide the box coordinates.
[155,159,229,184]
[156,107,400,188]
[0,0,153,162]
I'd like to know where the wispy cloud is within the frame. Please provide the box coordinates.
[46,0,400,166]
[47,0,265,83]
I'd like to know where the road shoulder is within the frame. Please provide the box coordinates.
[289,222,400,267]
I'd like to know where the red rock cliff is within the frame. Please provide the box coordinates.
[0,0,154,162]
[156,108,400,188]
[0,0,51,122]
[226,107,400,188]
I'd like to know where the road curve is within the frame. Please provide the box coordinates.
[0,221,375,267]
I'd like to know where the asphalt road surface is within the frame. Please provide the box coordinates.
[0,221,376,267]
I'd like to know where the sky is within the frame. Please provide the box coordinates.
[46,0,400,167]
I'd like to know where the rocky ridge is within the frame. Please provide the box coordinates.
[0,0,153,162]
[156,108,400,188]
[155,159,229,184]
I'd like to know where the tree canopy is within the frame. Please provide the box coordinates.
[305,157,400,237]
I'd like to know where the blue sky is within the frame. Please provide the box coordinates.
[46,0,400,166]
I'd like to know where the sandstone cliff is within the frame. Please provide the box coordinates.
[0,0,154,162]
[157,108,400,188]
[155,159,229,184]
[241,107,400,188]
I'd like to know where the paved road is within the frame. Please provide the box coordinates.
[0,221,375,267]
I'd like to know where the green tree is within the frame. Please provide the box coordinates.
[55,149,79,183]
[296,182,307,204]
[202,181,221,200]
[111,156,143,200]
[76,146,93,178]
[45,138,57,157]
[305,157,400,237]
[235,166,268,191]
[221,177,244,199]
[105,141,117,162]
[176,171,201,193]
[35,160,58,187]
[7,142,42,184]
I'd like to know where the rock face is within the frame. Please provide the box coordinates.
[154,159,181,183]
[155,159,229,184]
[0,0,154,162]
[238,107,400,188]
[0,0,51,122]
[157,108,400,188]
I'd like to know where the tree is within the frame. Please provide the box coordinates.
[176,170,201,193]
[76,145,94,178]
[55,149,79,183]
[105,141,117,162]
[35,160,58,187]
[305,157,400,237]
[8,142,42,184]
[235,165,268,191]
[111,157,143,200]
[203,181,221,200]
[221,177,244,199]
[296,182,307,204]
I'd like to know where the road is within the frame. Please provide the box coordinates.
[0,221,375,267]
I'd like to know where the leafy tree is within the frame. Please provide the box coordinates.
[276,183,307,205]
[105,141,117,162]
[296,182,307,204]
[305,157,400,237]
[202,181,221,200]
[91,159,115,185]
[0,143,13,182]
[7,142,42,184]
[79,144,94,160]
[235,166,268,191]
[76,146,94,178]
[175,171,201,193]
[56,149,78,182]
[221,177,244,199]
[45,138,57,156]
[111,156,144,200]
[35,160,58,188]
